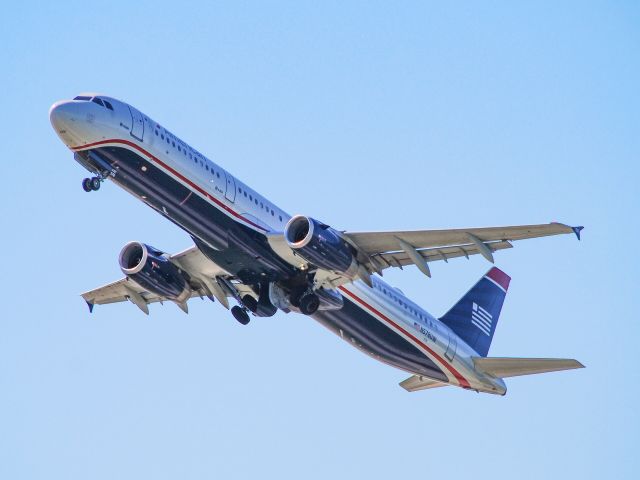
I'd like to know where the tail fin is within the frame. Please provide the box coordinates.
[439,267,510,357]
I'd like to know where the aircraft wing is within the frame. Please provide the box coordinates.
[344,222,582,277]
[81,246,253,314]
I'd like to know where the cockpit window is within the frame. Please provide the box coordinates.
[103,100,114,111]
[92,97,105,107]
[73,95,91,101]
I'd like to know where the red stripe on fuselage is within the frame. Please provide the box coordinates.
[338,286,471,388]
[73,138,471,388]
[72,138,269,232]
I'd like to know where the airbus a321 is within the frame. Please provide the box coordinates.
[50,93,584,395]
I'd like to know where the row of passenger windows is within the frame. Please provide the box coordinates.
[153,126,284,223]
[236,186,283,221]
[155,128,214,174]
[373,281,434,325]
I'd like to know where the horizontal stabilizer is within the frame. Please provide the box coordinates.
[400,375,449,392]
[473,357,584,378]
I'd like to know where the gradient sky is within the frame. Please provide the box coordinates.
[1,1,638,479]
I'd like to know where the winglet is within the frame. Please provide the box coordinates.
[571,226,584,241]
[86,300,95,313]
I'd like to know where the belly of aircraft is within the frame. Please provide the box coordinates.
[313,299,448,381]
[79,146,294,282]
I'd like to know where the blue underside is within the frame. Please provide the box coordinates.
[80,146,447,381]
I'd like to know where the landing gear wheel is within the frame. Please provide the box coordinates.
[90,177,101,191]
[82,178,92,192]
[242,295,258,314]
[231,305,250,325]
[299,292,320,315]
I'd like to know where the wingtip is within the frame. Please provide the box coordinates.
[85,300,95,313]
[572,226,584,241]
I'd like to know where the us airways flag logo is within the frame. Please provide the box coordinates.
[472,302,493,336]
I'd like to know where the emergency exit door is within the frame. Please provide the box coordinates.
[445,332,457,362]
[128,106,144,142]
[225,173,236,202]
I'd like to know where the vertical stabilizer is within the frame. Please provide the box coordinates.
[439,267,510,357]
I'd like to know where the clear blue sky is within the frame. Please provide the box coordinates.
[1,1,638,478]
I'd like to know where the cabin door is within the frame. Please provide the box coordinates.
[128,106,144,142]
[444,332,457,362]
[225,173,236,202]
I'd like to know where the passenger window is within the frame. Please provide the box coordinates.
[216,172,220,178]
[279,215,282,221]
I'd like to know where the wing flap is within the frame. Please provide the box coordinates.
[345,222,577,255]
[473,357,585,378]
[81,277,163,306]
[81,277,210,307]
[374,240,513,268]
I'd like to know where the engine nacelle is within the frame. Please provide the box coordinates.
[119,242,191,303]
[284,215,357,275]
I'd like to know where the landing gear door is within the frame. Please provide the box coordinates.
[445,332,457,362]
[225,173,236,202]
[129,106,144,142]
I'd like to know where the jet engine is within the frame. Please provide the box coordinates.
[284,215,357,275]
[119,241,191,303]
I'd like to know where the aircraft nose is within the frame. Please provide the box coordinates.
[49,100,78,131]
[49,100,85,147]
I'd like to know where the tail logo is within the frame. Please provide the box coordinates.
[472,302,493,336]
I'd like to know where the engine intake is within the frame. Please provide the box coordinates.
[285,215,356,275]
[119,242,190,302]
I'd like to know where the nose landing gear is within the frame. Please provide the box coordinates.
[82,176,103,192]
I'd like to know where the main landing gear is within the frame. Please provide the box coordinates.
[82,176,102,192]
[290,290,320,315]
[231,305,250,325]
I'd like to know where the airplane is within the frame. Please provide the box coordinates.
[49,93,585,395]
